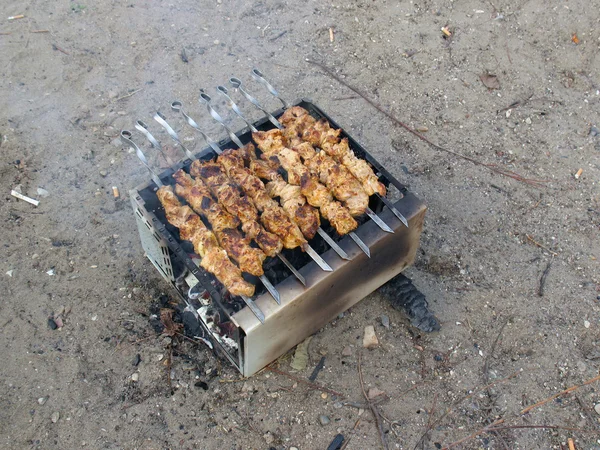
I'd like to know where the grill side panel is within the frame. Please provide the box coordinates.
[236,194,426,377]
[131,192,175,283]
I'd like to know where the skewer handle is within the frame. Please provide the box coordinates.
[171,101,223,155]
[153,112,196,160]
[199,91,245,148]
[251,68,288,108]
[229,77,283,129]
[216,86,258,132]
[121,130,164,188]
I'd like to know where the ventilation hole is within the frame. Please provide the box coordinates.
[145,221,152,230]
[136,209,143,218]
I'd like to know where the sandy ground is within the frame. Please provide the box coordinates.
[1,0,600,449]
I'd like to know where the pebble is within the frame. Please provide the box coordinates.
[48,318,58,330]
[51,411,60,423]
[589,125,599,137]
[37,187,49,198]
[263,432,274,444]
[595,403,600,415]
[290,447,299,450]
[381,314,390,329]
[131,372,139,382]
[132,354,142,367]
[38,397,47,405]
[416,125,429,132]
[363,325,379,349]
[584,320,590,328]
[525,117,532,125]
[319,414,330,426]
[368,387,385,399]
[341,346,353,357]
[99,170,108,177]
[333,401,343,409]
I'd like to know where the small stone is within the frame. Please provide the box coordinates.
[156,354,164,362]
[368,387,385,399]
[525,117,532,125]
[131,372,139,382]
[380,314,390,329]
[132,287,141,295]
[319,414,330,426]
[99,170,108,177]
[38,397,47,405]
[51,411,60,423]
[589,125,599,137]
[363,325,379,349]
[358,408,365,416]
[37,187,49,198]
[48,318,58,330]
[584,320,590,328]
[416,125,429,132]
[290,447,299,450]
[263,432,274,444]
[132,354,142,366]
[594,403,600,415]
[333,401,343,409]
[321,392,328,399]
[341,346,353,357]
[213,39,220,45]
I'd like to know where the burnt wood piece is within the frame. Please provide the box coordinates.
[378,273,440,332]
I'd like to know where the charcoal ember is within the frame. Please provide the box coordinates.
[182,310,205,338]
[378,273,440,332]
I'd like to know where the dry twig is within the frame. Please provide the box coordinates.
[537,260,552,297]
[265,365,344,397]
[114,88,143,102]
[358,353,388,450]
[520,373,600,415]
[306,60,548,187]
[526,234,558,256]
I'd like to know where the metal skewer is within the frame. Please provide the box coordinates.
[150,114,282,305]
[229,77,283,129]
[170,101,222,155]
[121,130,265,323]
[198,91,245,148]
[215,89,351,262]
[249,68,409,229]
[171,101,307,287]
[196,92,333,272]
[251,68,288,108]
[217,86,258,132]
[365,207,394,233]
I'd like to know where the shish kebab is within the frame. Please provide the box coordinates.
[137,116,282,303]
[249,69,409,227]
[191,158,333,272]
[119,131,266,323]
[189,97,332,271]
[187,93,354,261]
[225,77,395,234]
[206,89,368,258]
[151,111,307,288]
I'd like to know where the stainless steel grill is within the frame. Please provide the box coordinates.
[126,75,426,376]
